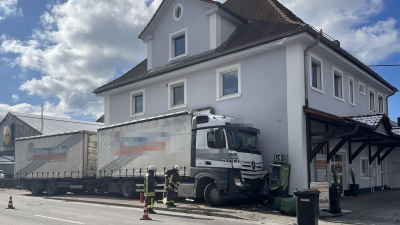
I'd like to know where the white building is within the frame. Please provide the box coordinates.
[94,0,400,195]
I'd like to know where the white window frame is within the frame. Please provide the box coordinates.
[359,81,365,95]
[349,76,355,106]
[216,63,241,101]
[130,89,145,117]
[309,53,324,93]
[377,93,384,114]
[169,28,188,61]
[332,67,344,101]
[173,4,183,21]
[369,88,375,113]
[360,157,369,179]
[168,79,187,110]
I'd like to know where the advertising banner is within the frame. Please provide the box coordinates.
[310,181,330,209]
[3,123,14,147]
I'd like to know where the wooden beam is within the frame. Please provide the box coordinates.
[327,137,350,162]
[370,146,386,163]
[351,138,383,143]
[369,142,372,165]
[378,146,396,165]
[311,131,332,136]
[348,137,352,164]
[310,132,335,160]
[349,141,369,164]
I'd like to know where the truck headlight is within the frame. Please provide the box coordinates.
[234,178,243,187]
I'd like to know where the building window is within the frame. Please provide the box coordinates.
[333,68,343,100]
[169,28,188,61]
[349,76,355,106]
[310,54,323,92]
[130,89,145,117]
[369,89,375,113]
[378,94,384,114]
[216,64,241,101]
[361,158,369,178]
[168,79,187,110]
[173,4,183,21]
[359,82,365,95]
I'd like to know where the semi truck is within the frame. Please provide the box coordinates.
[15,109,269,206]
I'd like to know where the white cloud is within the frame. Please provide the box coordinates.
[279,0,400,64]
[11,94,19,102]
[0,0,22,21]
[0,0,163,119]
[0,102,69,120]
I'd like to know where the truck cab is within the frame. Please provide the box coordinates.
[187,114,268,206]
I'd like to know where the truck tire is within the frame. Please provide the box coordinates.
[46,181,58,196]
[30,181,44,195]
[204,182,224,207]
[121,180,134,199]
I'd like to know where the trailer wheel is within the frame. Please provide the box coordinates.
[46,181,58,196]
[30,181,43,195]
[121,180,134,199]
[204,182,224,207]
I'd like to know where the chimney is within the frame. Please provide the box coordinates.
[333,40,340,47]
[397,117,400,127]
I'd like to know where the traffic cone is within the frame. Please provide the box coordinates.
[140,201,152,220]
[6,196,15,209]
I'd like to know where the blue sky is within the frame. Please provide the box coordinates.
[0,0,400,123]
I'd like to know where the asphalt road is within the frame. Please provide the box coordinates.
[0,190,271,225]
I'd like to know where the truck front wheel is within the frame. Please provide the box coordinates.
[204,183,224,207]
[121,180,134,199]
[30,181,44,195]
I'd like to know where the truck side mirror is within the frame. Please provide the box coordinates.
[214,129,225,149]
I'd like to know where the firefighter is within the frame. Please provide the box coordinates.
[144,165,157,214]
[164,165,180,208]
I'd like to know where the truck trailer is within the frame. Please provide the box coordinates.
[15,109,269,206]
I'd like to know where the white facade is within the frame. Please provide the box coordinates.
[95,0,399,194]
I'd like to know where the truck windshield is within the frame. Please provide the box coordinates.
[227,129,261,154]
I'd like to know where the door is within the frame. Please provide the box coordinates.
[330,152,345,194]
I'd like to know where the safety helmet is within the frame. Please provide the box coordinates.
[148,165,156,171]
[173,165,181,171]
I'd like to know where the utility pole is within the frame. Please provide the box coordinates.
[41,104,44,134]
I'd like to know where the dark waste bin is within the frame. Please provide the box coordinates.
[294,189,320,225]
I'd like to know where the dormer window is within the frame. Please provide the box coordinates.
[173,4,182,21]
[169,28,188,61]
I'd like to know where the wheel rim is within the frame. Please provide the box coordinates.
[123,183,131,196]
[48,184,55,194]
[32,182,38,193]
[209,187,220,202]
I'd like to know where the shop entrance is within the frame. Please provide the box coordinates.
[330,152,346,194]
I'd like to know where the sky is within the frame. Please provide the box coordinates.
[0,0,399,123]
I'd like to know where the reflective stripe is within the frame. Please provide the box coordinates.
[169,174,173,185]
[145,174,149,194]
[144,192,155,197]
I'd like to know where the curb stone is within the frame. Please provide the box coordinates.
[50,197,251,220]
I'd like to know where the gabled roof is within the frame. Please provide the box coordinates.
[94,0,398,94]
[2,112,103,134]
[139,0,246,40]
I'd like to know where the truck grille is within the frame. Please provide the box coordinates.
[244,178,261,189]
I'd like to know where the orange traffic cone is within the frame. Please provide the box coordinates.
[140,201,152,220]
[6,196,15,209]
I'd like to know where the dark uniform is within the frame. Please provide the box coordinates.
[144,168,157,213]
[164,166,180,207]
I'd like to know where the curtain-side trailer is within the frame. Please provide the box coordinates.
[15,109,269,206]
[15,131,98,195]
